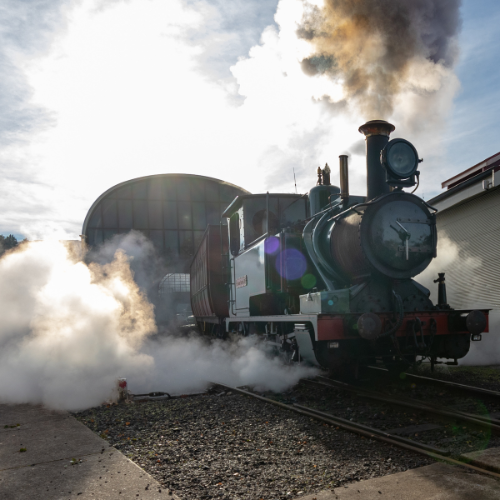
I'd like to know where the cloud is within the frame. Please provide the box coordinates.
[182,0,280,102]
[0,0,491,239]
[5,0,359,239]
[0,0,73,147]
[439,4,500,188]
[0,0,79,236]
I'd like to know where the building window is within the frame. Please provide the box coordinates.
[159,273,190,295]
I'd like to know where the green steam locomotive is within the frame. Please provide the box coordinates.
[190,120,488,375]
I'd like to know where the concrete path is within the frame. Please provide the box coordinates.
[462,447,500,473]
[0,404,177,500]
[3,403,500,500]
[297,462,500,500]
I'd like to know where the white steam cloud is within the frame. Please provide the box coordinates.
[0,238,317,411]
[417,232,481,304]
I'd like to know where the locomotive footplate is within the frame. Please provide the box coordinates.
[317,309,489,341]
[224,309,489,343]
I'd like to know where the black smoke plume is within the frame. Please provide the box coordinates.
[298,0,462,117]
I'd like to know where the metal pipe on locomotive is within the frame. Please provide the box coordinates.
[190,120,488,374]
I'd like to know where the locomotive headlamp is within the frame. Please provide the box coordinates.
[381,138,421,188]
[382,139,419,179]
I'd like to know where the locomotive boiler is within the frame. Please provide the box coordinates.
[190,120,488,375]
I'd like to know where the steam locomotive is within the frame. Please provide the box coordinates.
[190,120,488,374]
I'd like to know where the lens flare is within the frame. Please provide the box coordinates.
[276,249,307,281]
[301,273,317,289]
[265,236,280,254]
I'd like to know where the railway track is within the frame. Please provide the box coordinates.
[211,381,500,481]
[368,365,500,399]
[306,376,500,433]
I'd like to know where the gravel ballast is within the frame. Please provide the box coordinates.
[74,389,432,500]
[408,364,500,392]
[283,380,500,458]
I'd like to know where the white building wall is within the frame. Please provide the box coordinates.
[430,185,500,364]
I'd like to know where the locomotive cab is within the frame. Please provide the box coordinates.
[224,194,308,256]
[223,193,312,318]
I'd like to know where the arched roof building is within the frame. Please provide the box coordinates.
[82,174,249,271]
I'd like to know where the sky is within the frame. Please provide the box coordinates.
[0,0,498,240]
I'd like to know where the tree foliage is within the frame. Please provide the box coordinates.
[0,234,18,257]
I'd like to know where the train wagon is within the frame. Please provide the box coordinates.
[190,225,229,338]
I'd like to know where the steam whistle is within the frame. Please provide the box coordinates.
[434,273,449,308]
[316,166,323,186]
[322,163,331,186]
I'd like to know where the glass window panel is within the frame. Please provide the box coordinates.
[102,200,118,228]
[177,202,192,230]
[150,230,164,252]
[94,229,103,245]
[112,185,132,199]
[220,186,239,202]
[148,179,163,199]
[177,179,191,201]
[118,200,133,229]
[205,182,219,202]
[163,201,178,229]
[136,229,149,239]
[103,229,117,242]
[159,273,190,294]
[88,204,102,228]
[133,180,149,199]
[164,230,179,257]
[191,179,205,201]
[206,202,220,225]
[149,201,163,229]
[163,178,177,200]
[179,231,194,256]
[194,230,205,251]
[88,228,103,246]
[192,202,206,230]
[133,200,148,228]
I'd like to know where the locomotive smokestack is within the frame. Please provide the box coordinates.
[339,155,349,200]
[358,120,395,200]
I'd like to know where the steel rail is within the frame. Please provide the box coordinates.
[307,377,500,434]
[210,382,500,479]
[368,365,500,399]
[315,375,500,426]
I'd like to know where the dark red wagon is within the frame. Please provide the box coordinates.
[190,225,229,336]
